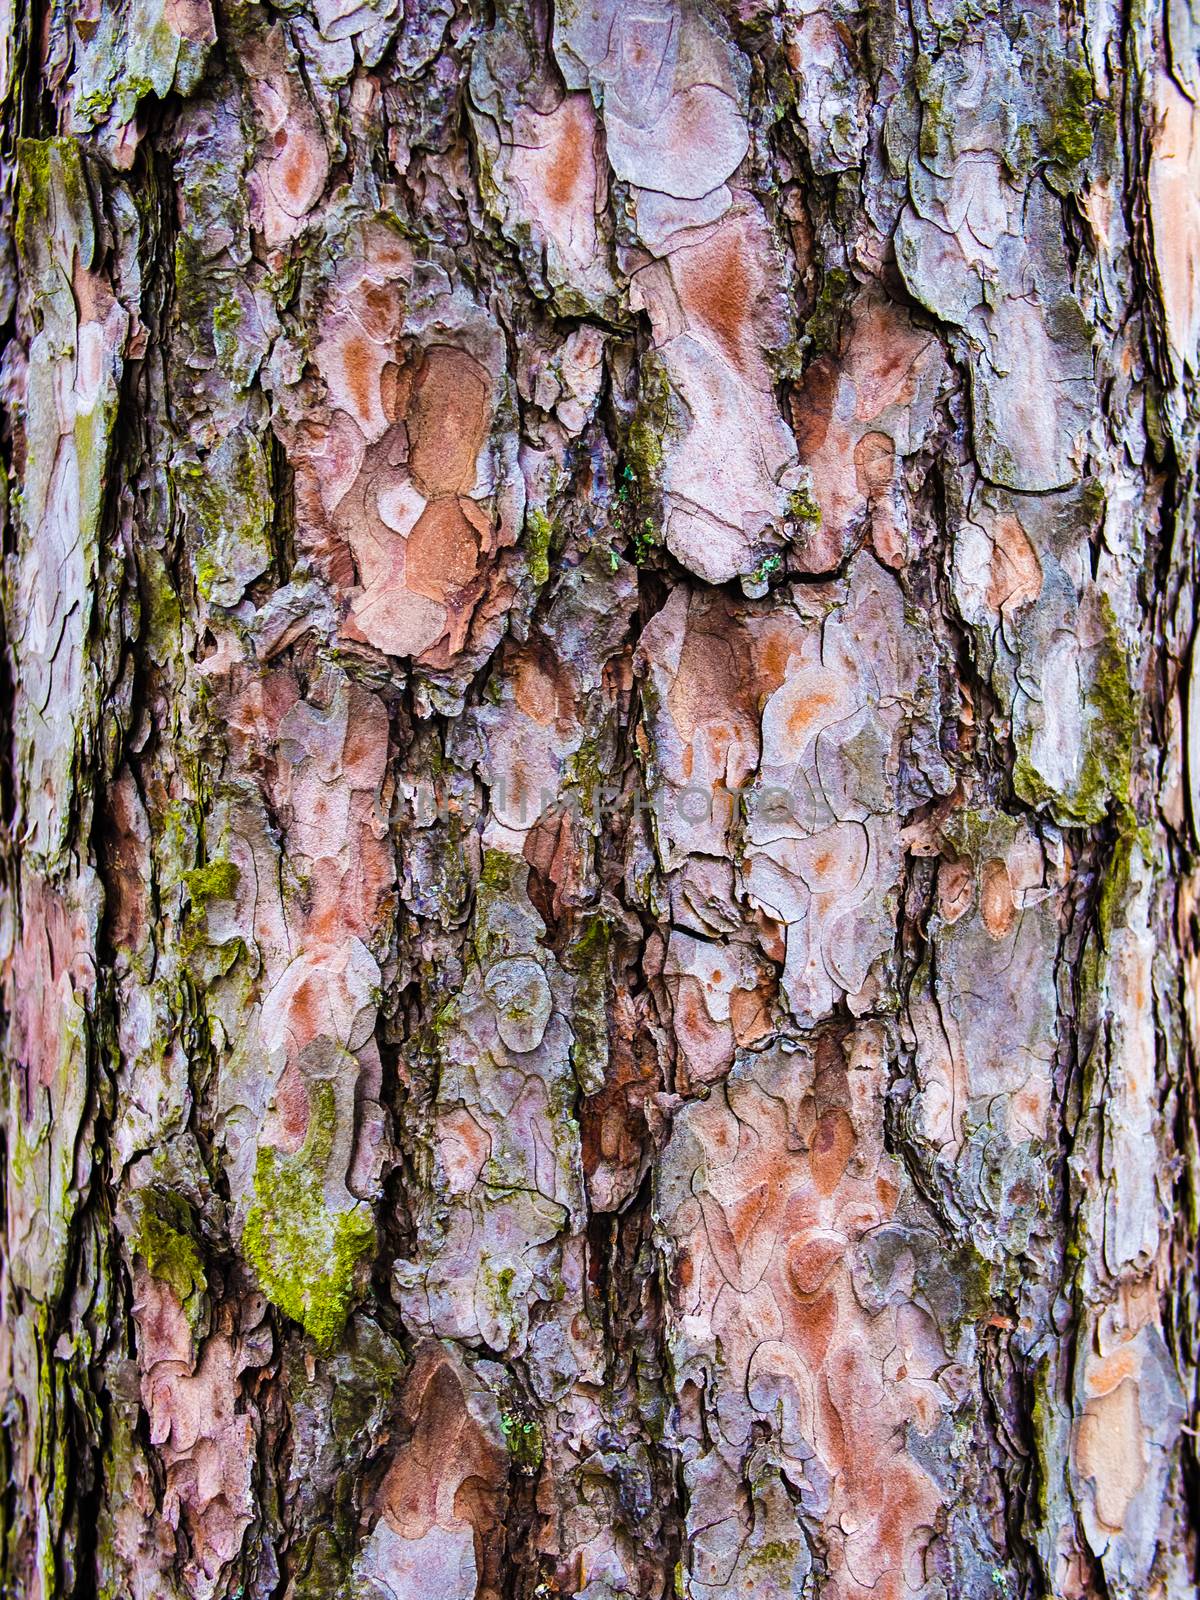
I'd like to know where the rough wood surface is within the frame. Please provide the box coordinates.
[0,1,1197,1597]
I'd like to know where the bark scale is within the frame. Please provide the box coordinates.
[0,1,1197,1598]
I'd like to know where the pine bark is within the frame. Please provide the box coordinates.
[1,1,1198,1597]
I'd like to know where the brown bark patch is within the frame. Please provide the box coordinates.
[980,857,1016,940]
[406,498,483,605]
[1076,1379,1147,1533]
[375,1343,509,1596]
[678,226,754,374]
[407,348,491,496]
[985,513,1042,613]
[810,1107,855,1194]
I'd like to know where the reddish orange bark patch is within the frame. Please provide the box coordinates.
[407,348,491,496]
[545,104,588,207]
[405,498,482,605]
[986,513,1042,613]
[374,1342,509,1594]
[684,227,753,373]
[810,1108,854,1194]
[980,857,1016,940]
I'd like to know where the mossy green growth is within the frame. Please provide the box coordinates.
[566,915,610,1095]
[212,293,243,342]
[627,356,671,496]
[633,516,660,565]
[913,1235,998,1347]
[130,1192,207,1315]
[474,849,528,966]
[96,1396,150,1600]
[1096,825,1138,948]
[499,1408,544,1472]
[479,848,522,898]
[78,86,117,124]
[1143,385,1166,463]
[1026,1353,1065,1527]
[34,1307,66,1596]
[787,485,822,525]
[180,857,243,977]
[1004,121,1038,183]
[804,266,850,354]
[627,415,664,487]
[172,234,216,342]
[1014,596,1136,826]
[914,53,949,165]
[486,1359,545,1471]
[211,292,259,390]
[138,544,183,650]
[288,1528,352,1600]
[15,137,89,265]
[478,1259,522,1344]
[747,1540,802,1569]
[1087,598,1137,787]
[243,1081,376,1353]
[183,858,240,908]
[73,392,114,556]
[566,730,605,825]
[525,508,553,587]
[176,431,274,604]
[1080,476,1106,527]
[1045,61,1095,171]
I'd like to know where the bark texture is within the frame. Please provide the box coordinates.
[1,0,1198,1597]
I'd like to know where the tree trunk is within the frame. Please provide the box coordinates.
[1,0,1197,1596]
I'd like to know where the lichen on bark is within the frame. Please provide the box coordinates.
[1,0,1197,1595]
[243,1080,377,1352]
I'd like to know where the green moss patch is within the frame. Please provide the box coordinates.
[1015,595,1136,827]
[525,508,553,587]
[130,1192,207,1324]
[243,1082,376,1353]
